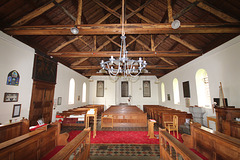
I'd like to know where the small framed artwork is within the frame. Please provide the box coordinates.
[57,97,62,105]
[4,93,19,102]
[12,104,21,118]
[167,94,171,101]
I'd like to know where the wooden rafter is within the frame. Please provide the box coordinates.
[93,0,120,18]
[129,35,151,51]
[126,35,141,48]
[82,72,165,77]
[11,0,65,27]
[126,6,155,24]
[53,0,76,22]
[71,65,177,70]
[48,50,202,58]
[75,0,82,25]
[95,5,121,24]
[167,0,174,23]
[186,0,239,22]
[160,57,178,66]
[125,0,154,20]
[51,36,80,52]
[105,36,121,47]
[5,23,240,35]
[169,35,199,50]
[96,36,118,51]
[71,57,88,66]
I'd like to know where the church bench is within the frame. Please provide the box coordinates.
[182,123,240,160]
[50,127,91,160]
[0,119,29,143]
[159,128,202,160]
[0,122,68,160]
[102,105,147,127]
[60,109,88,127]
[161,112,192,127]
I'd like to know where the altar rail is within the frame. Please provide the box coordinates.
[182,123,240,160]
[0,119,29,143]
[159,128,201,160]
[51,127,91,160]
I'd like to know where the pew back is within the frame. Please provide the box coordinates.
[182,123,240,160]
[0,123,59,160]
[51,128,91,160]
[0,119,29,143]
[159,128,201,160]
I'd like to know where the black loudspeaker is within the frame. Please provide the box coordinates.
[183,81,190,98]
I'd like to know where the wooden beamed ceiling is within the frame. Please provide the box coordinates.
[1,0,239,78]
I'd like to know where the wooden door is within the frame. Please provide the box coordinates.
[29,81,55,126]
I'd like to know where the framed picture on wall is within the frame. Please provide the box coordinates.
[57,97,62,105]
[4,93,19,102]
[12,104,21,117]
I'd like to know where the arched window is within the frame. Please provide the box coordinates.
[173,78,180,104]
[82,82,87,103]
[68,78,75,104]
[195,69,211,108]
[161,82,166,102]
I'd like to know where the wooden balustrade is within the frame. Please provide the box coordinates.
[159,128,202,160]
[50,127,91,160]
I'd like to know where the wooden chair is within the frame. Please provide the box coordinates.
[164,115,179,139]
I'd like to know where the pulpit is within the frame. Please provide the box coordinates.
[147,119,156,139]
[215,107,240,139]
[85,108,97,138]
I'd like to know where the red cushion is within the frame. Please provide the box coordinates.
[190,148,208,160]
[41,146,64,160]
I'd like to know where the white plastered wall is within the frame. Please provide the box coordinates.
[89,76,159,110]
[0,31,35,125]
[52,63,89,121]
[158,35,240,130]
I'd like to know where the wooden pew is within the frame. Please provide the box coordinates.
[182,123,240,160]
[0,119,29,143]
[51,127,91,160]
[161,112,192,127]
[159,128,202,160]
[0,122,67,160]
[102,105,147,127]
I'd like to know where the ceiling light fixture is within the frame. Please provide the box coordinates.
[171,20,181,29]
[100,0,147,77]
[70,26,79,34]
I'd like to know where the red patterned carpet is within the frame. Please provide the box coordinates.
[68,131,160,144]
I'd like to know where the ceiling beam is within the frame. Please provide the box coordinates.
[71,65,177,70]
[125,0,154,20]
[71,57,88,66]
[93,0,120,18]
[82,72,165,77]
[5,23,240,35]
[11,0,65,27]
[95,5,121,24]
[75,0,82,25]
[48,50,202,58]
[129,35,151,51]
[51,36,80,52]
[169,34,199,50]
[186,0,239,22]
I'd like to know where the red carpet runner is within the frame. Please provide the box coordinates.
[68,131,160,144]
